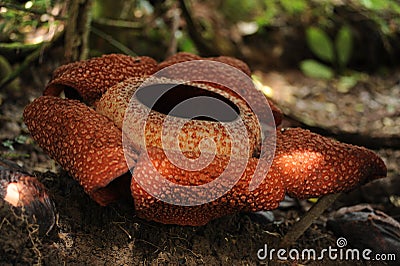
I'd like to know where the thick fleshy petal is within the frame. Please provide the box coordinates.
[158,52,251,76]
[272,128,387,198]
[23,96,135,205]
[130,147,285,226]
[209,55,252,76]
[157,52,202,71]
[44,54,158,105]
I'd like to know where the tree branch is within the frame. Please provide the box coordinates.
[280,193,341,247]
[178,0,215,56]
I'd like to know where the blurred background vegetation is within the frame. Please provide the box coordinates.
[1,0,400,87]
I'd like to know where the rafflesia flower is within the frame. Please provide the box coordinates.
[23,53,386,226]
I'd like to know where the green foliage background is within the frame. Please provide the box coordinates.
[1,0,400,70]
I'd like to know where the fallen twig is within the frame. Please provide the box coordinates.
[280,193,341,247]
[166,5,181,57]
[0,31,61,91]
[91,27,137,56]
[0,47,42,90]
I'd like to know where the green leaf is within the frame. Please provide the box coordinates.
[280,0,307,14]
[256,1,278,26]
[2,140,14,151]
[360,0,388,10]
[306,27,334,63]
[335,26,353,68]
[300,60,334,79]
[337,75,358,93]
[178,32,197,53]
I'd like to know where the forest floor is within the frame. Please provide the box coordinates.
[0,59,399,265]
